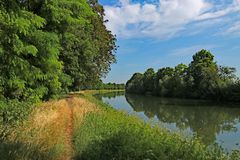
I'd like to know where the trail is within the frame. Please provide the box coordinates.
[62,98,74,160]
[55,96,96,160]
[16,95,98,160]
[59,96,98,160]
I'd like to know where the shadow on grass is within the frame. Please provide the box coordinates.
[0,141,52,160]
[74,131,158,160]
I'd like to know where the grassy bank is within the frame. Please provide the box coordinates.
[74,91,240,160]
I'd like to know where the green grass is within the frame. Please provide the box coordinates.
[73,92,240,160]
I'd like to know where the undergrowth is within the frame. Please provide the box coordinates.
[0,99,69,160]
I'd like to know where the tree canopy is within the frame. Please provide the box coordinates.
[0,0,116,101]
[126,50,240,102]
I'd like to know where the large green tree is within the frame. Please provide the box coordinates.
[0,0,117,100]
[188,49,219,98]
[26,0,117,90]
[0,1,63,101]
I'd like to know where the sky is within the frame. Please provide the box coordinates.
[100,0,240,83]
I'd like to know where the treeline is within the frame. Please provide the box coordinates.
[87,81,125,90]
[0,0,116,102]
[126,50,240,102]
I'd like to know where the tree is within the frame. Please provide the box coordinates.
[218,66,236,83]
[188,49,219,98]
[154,67,174,96]
[171,64,188,97]
[28,0,117,91]
[126,49,240,102]
[143,68,155,93]
[0,1,63,101]
[126,73,144,94]
[0,0,117,100]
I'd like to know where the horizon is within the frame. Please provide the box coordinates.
[100,0,240,83]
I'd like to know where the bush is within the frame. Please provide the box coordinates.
[0,99,34,141]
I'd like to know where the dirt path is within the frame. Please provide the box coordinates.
[10,96,98,160]
[62,98,74,160]
[59,96,98,160]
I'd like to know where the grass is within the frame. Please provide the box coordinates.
[73,92,240,160]
[0,95,99,160]
[0,99,76,160]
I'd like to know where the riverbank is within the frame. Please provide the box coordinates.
[1,91,240,159]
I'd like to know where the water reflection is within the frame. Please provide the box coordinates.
[96,92,240,150]
[94,91,125,99]
[126,94,240,145]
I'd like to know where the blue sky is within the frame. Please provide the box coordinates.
[100,0,240,83]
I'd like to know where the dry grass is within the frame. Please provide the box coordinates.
[5,96,99,160]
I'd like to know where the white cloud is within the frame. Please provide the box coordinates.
[104,0,240,39]
[196,1,240,20]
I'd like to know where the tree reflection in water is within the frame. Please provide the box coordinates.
[96,92,240,146]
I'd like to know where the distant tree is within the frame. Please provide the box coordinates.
[218,66,236,82]
[143,68,155,93]
[155,67,174,96]
[126,49,240,102]
[188,49,219,98]
[126,73,144,93]
[172,64,188,97]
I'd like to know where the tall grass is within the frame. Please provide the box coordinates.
[0,99,71,160]
[73,93,240,160]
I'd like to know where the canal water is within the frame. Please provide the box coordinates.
[95,91,240,151]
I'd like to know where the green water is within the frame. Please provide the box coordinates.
[95,91,240,151]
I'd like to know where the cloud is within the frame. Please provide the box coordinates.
[103,0,240,39]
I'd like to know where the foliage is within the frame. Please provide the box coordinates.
[0,0,116,101]
[31,0,117,91]
[87,81,125,90]
[0,100,33,125]
[0,100,34,148]
[0,3,62,101]
[126,73,144,94]
[126,50,240,102]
